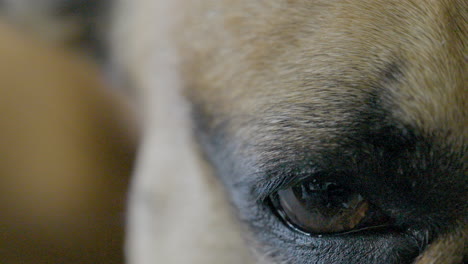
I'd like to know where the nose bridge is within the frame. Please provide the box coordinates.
[414,225,467,264]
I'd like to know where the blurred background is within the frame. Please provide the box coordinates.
[0,1,138,263]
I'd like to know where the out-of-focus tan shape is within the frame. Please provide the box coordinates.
[0,21,137,264]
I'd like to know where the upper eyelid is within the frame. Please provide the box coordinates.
[252,163,372,204]
[252,176,288,202]
[251,166,321,202]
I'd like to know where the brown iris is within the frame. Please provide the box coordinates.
[273,178,382,234]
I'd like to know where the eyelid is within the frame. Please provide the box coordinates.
[252,163,351,202]
[252,176,289,202]
[252,171,318,202]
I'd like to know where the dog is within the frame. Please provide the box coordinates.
[111,0,467,263]
[3,0,464,263]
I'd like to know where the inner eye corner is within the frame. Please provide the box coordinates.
[266,195,315,237]
[268,177,393,236]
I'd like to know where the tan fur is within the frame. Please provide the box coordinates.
[415,224,467,264]
[112,1,255,263]
[179,0,466,148]
[112,0,467,263]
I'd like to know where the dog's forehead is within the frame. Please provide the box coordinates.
[181,0,466,149]
[180,1,466,222]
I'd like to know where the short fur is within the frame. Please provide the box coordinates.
[112,0,467,263]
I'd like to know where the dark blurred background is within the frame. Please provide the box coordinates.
[0,1,137,263]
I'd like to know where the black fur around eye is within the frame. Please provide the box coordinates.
[271,178,391,235]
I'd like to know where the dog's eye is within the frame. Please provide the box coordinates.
[271,178,390,235]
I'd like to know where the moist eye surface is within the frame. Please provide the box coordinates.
[271,177,391,235]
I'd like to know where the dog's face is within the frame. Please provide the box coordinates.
[114,0,467,263]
